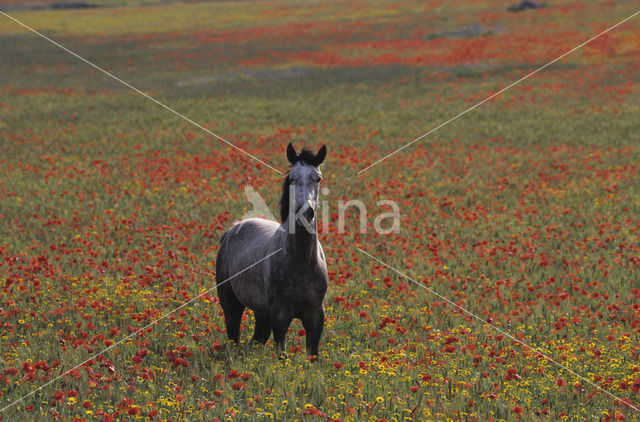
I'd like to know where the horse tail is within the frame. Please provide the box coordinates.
[216,230,229,286]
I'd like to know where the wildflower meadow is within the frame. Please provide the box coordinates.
[0,0,639,420]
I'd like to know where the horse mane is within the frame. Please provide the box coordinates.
[279,148,318,223]
[293,148,319,166]
[279,174,291,223]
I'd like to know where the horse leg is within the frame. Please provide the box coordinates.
[251,314,271,345]
[217,282,245,344]
[270,308,292,355]
[302,309,324,358]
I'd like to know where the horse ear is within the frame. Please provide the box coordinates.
[286,143,297,164]
[314,144,327,166]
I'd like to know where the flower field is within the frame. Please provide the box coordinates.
[1,0,639,420]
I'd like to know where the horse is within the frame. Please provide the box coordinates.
[216,143,328,357]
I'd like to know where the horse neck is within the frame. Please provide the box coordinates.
[285,220,319,266]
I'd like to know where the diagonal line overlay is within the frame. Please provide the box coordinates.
[0,248,283,413]
[0,11,283,175]
[356,247,640,413]
[357,9,640,174]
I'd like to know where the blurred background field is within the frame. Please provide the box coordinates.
[0,0,639,420]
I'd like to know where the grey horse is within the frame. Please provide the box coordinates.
[216,143,328,357]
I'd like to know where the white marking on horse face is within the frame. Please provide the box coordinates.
[289,162,322,212]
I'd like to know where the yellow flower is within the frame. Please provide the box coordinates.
[376,396,384,403]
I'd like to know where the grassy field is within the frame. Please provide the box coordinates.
[1,0,639,420]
